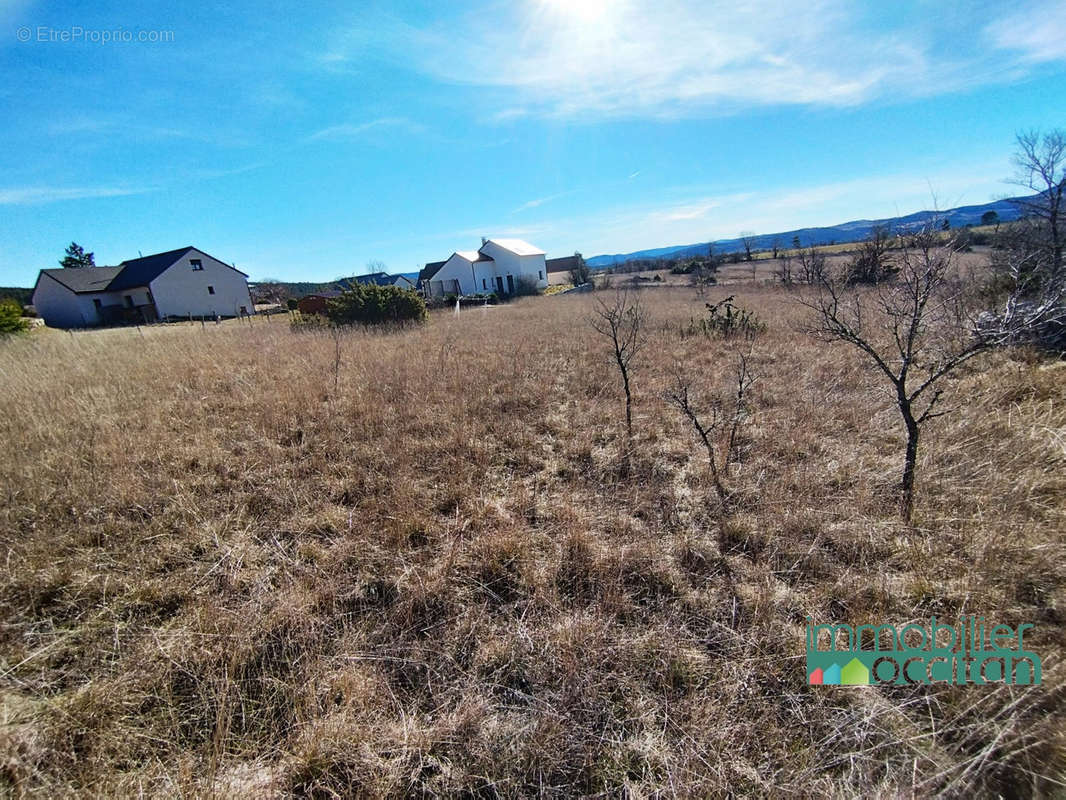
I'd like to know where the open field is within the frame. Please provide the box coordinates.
[606,247,997,289]
[1,286,1064,796]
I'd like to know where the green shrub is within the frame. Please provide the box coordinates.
[326,284,427,327]
[681,295,764,339]
[514,276,540,296]
[0,298,29,334]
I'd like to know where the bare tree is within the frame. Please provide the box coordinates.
[590,290,646,471]
[978,130,1066,349]
[796,247,827,284]
[569,252,591,286]
[804,228,993,522]
[1008,129,1065,275]
[691,253,717,297]
[776,253,794,288]
[739,232,757,262]
[667,350,755,504]
[771,237,781,259]
[983,221,1066,349]
[847,225,895,285]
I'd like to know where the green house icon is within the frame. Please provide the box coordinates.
[841,658,870,685]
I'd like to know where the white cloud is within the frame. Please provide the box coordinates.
[307,117,424,142]
[511,190,572,214]
[0,185,151,205]
[985,1,1066,63]
[361,0,1066,119]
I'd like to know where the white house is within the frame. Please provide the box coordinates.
[420,238,548,297]
[32,246,255,328]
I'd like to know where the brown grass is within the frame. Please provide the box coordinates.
[1,286,1064,797]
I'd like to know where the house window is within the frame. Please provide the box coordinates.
[92,298,102,310]
[124,295,134,309]
[190,259,203,271]
[539,270,543,280]
[482,278,487,290]
[207,286,215,295]
[239,305,247,315]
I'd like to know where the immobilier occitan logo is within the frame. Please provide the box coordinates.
[806,617,1042,686]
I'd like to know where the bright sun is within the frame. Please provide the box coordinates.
[538,0,611,22]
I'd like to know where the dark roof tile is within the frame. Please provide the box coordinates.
[37,247,248,295]
[39,266,124,293]
[546,255,581,273]
[419,260,447,281]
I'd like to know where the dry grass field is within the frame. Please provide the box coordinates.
[1,285,1064,796]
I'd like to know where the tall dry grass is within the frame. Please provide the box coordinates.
[0,287,1063,797]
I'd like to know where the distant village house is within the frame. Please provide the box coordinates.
[545,254,584,286]
[295,271,417,316]
[31,246,254,328]
[419,238,549,297]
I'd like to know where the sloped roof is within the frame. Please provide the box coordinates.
[109,246,198,290]
[482,238,545,256]
[36,246,247,294]
[419,260,446,281]
[39,266,124,293]
[419,247,495,282]
[455,250,493,263]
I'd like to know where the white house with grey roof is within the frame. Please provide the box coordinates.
[31,246,254,328]
[419,238,548,297]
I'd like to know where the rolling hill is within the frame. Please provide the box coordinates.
[584,195,1029,268]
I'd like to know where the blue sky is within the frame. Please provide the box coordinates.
[2,0,1065,285]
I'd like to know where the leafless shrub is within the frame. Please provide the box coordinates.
[845,225,896,285]
[803,227,991,521]
[681,295,764,339]
[590,290,646,460]
[776,253,794,287]
[666,348,755,503]
[978,129,1066,350]
[1008,128,1064,276]
[797,246,827,284]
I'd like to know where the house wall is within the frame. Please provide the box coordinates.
[150,249,254,320]
[103,287,154,308]
[478,242,548,290]
[425,244,549,297]
[32,274,98,327]
[32,276,158,327]
[429,254,478,296]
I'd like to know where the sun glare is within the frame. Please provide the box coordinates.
[538,0,611,22]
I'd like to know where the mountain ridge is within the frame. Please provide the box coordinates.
[584,195,1030,268]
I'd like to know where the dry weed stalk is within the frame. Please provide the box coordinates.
[590,289,646,474]
[666,347,755,503]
